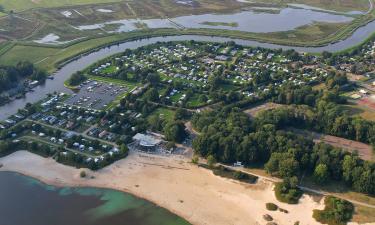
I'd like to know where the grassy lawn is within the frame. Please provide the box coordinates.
[353,205,375,224]
[88,75,139,88]
[148,107,176,122]
[170,92,184,103]
[186,93,208,108]
[220,83,239,91]
[100,65,119,75]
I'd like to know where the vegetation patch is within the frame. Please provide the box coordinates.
[313,196,354,225]
[200,21,238,27]
[266,203,278,211]
[274,177,303,204]
[201,164,258,184]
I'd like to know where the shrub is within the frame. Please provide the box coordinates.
[274,177,303,204]
[207,155,216,168]
[266,203,278,211]
[191,155,199,164]
[80,171,86,178]
[313,196,354,225]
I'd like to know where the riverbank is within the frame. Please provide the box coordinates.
[0,150,326,225]
[1,17,375,73]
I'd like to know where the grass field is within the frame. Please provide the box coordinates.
[148,107,176,122]
[0,0,370,12]
[0,0,122,11]
[342,104,375,121]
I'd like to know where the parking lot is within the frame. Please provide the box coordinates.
[65,80,128,109]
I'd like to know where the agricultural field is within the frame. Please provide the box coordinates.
[0,0,123,12]
[260,0,371,12]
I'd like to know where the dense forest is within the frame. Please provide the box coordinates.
[192,73,375,196]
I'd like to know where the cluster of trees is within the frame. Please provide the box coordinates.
[67,71,86,86]
[0,139,54,158]
[256,102,375,147]
[274,177,302,204]
[192,107,375,195]
[163,120,187,143]
[313,196,354,225]
[0,61,47,93]
[274,72,349,107]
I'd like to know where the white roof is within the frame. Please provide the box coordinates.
[133,133,162,147]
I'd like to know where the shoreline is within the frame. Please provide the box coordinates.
[0,150,327,225]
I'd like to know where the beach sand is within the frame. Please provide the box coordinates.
[0,150,325,225]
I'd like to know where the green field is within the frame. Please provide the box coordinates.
[0,0,122,11]
[148,107,176,123]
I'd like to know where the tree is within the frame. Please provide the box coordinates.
[174,108,189,120]
[191,155,199,164]
[120,144,129,156]
[144,88,159,102]
[146,73,160,86]
[163,121,187,143]
[68,71,86,86]
[207,155,216,168]
[313,164,329,184]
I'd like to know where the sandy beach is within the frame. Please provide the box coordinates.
[0,150,326,225]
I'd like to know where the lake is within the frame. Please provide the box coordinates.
[0,172,190,225]
[74,7,353,33]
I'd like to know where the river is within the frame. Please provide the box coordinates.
[0,19,375,120]
[0,171,190,225]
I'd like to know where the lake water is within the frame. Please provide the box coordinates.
[0,171,190,225]
[74,8,353,33]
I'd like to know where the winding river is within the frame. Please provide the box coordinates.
[1,19,375,120]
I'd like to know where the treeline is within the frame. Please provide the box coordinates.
[256,102,375,147]
[0,139,55,158]
[0,61,47,93]
[192,108,375,195]
[274,71,349,107]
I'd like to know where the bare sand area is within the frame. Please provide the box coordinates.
[1,150,328,225]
